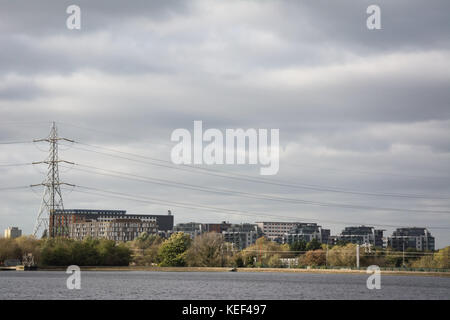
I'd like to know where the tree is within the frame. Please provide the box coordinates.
[0,238,21,262]
[306,238,321,251]
[267,254,282,268]
[158,232,191,267]
[40,238,72,266]
[239,237,289,268]
[39,237,131,266]
[327,243,357,267]
[433,246,450,268]
[134,233,162,250]
[14,236,41,261]
[298,249,326,267]
[410,246,450,269]
[111,242,132,266]
[79,238,101,265]
[185,232,226,267]
[233,255,244,267]
[131,234,164,266]
[290,240,307,252]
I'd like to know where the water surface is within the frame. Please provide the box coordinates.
[0,271,448,300]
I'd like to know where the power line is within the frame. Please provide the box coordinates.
[0,120,51,125]
[66,184,450,230]
[57,121,170,148]
[284,162,450,180]
[0,163,33,167]
[68,141,450,200]
[2,122,449,232]
[0,186,31,191]
[62,163,450,215]
[58,121,450,180]
[0,140,32,145]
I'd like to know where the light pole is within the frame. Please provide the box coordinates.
[356,244,360,269]
[402,240,405,268]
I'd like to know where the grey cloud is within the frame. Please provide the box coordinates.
[0,0,190,35]
[0,82,42,101]
[0,0,449,248]
[1,0,450,77]
[278,0,450,53]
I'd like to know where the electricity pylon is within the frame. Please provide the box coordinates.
[31,122,74,238]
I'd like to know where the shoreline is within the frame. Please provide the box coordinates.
[34,266,450,277]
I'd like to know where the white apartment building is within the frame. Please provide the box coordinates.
[4,227,22,239]
[256,222,304,241]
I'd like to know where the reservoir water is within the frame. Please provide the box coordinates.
[0,271,449,300]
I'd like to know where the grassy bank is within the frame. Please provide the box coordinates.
[37,265,450,277]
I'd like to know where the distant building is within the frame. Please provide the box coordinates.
[280,258,299,268]
[388,227,435,251]
[157,230,173,239]
[255,222,307,241]
[204,222,232,233]
[328,235,339,245]
[222,223,263,250]
[172,222,262,249]
[50,209,126,237]
[173,222,204,238]
[282,223,330,244]
[173,221,232,238]
[50,209,173,238]
[338,226,384,248]
[4,227,22,239]
[69,218,157,242]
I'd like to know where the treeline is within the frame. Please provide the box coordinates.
[131,232,450,269]
[0,236,41,263]
[40,238,131,266]
[0,236,131,266]
[1,233,448,269]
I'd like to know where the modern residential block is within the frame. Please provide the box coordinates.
[50,209,173,238]
[282,223,330,244]
[69,218,157,242]
[4,227,22,239]
[388,227,435,251]
[338,226,385,248]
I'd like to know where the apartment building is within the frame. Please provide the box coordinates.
[222,223,263,250]
[173,222,204,238]
[388,227,435,251]
[50,209,173,237]
[338,226,385,248]
[282,223,330,244]
[4,227,22,239]
[255,222,302,241]
[69,218,157,242]
[172,221,232,238]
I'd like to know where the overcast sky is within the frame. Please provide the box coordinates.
[0,0,449,248]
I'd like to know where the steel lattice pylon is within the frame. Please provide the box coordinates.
[32,122,74,238]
